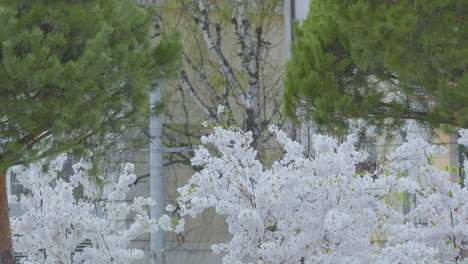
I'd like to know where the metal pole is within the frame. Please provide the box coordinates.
[283,0,292,59]
[449,133,459,183]
[149,85,165,264]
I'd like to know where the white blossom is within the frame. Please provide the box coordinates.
[458,129,468,146]
[11,157,183,264]
[177,126,467,264]
[217,105,226,114]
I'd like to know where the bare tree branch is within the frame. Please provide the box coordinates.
[182,53,219,100]
[191,0,247,104]
[180,71,217,121]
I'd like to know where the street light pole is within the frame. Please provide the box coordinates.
[149,85,165,264]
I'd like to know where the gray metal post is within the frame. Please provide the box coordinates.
[449,133,460,183]
[149,86,165,264]
[284,0,292,59]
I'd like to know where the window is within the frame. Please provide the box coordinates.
[7,152,75,200]
[6,169,25,199]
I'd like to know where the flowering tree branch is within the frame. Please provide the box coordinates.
[10,156,184,264]
[176,126,468,264]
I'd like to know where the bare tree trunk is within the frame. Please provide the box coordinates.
[245,108,257,136]
[0,171,14,264]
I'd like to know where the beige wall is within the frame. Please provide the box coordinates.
[126,1,287,263]
[431,131,460,182]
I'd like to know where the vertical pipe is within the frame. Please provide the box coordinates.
[449,133,459,183]
[149,86,165,264]
[283,0,292,59]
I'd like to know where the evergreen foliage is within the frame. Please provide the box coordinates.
[284,0,467,134]
[0,0,181,171]
[0,1,181,262]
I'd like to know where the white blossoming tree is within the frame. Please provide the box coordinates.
[376,133,468,263]
[9,154,183,264]
[177,126,467,264]
[10,128,467,263]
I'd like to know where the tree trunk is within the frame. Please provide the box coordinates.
[245,107,257,139]
[0,172,14,264]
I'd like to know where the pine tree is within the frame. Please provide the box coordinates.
[284,0,467,135]
[0,0,181,262]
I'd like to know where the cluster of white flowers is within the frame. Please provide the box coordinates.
[374,132,467,263]
[459,129,468,146]
[178,126,468,264]
[9,155,183,264]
